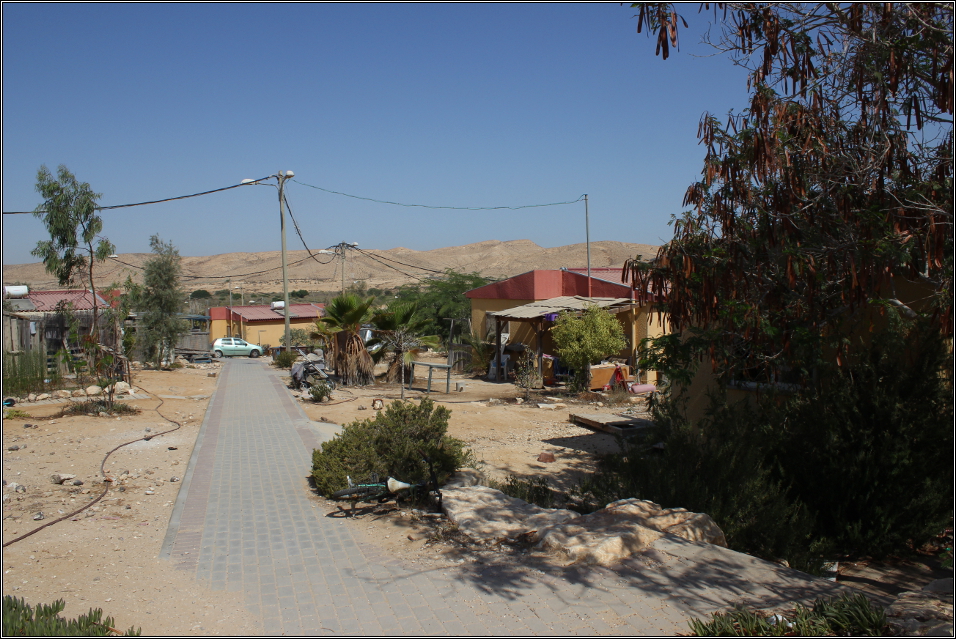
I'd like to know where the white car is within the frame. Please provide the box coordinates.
[212,337,262,358]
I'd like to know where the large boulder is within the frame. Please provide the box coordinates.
[886,578,954,637]
[441,485,580,543]
[535,498,727,566]
[85,385,103,397]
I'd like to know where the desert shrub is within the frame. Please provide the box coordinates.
[311,397,472,496]
[488,475,555,509]
[688,592,887,637]
[3,409,32,420]
[512,350,542,400]
[273,350,297,369]
[63,400,139,417]
[308,381,333,402]
[2,595,141,636]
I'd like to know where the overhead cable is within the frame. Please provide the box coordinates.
[2,176,274,215]
[292,180,586,211]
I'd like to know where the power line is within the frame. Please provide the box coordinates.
[292,179,586,211]
[2,176,274,215]
[354,247,446,275]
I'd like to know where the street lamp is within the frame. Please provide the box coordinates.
[234,284,244,306]
[242,170,294,351]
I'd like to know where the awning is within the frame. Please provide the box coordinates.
[490,296,634,321]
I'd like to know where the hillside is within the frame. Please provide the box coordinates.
[2,239,658,295]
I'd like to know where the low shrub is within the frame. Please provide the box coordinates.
[312,397,472,496]
[2,595,141,636]
[273,350,297,369]
[688,592,887,637]
[3,408,32,420]
[308,381,333,402]
[62,400,140,417]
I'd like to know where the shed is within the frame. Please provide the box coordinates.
[488,296,635,384]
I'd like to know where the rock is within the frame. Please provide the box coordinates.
[207,372,217,378]
[371,399,384,410]
[358,405,368,410]
[515,397,524,405]
[52,390,71,399]
[6,482,23,492]
[36,393,50,401]
[537,452,556,463]
[98,412,109,417]
[72,389,86,397]
[535,498,727,566]
[85,385,103,396]
[113,381,131,394]
[443,469,485,488]
[8,445,20,451]
[28,393,37,402]
[33,512,44,521]
[72,480,84,486]
[441,485,580,543]
[170,476,180,482]
[50,473,76,485]
[886,581,954,637]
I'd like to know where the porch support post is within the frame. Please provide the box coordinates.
[535,319,544,388]
[495,317,502,382]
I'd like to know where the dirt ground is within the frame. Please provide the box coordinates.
[3,354,947,635]
[2,365,262,635]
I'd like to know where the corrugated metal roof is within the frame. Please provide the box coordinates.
[27,290,110,312]
[490,296,633,320]
[229,303,325,322]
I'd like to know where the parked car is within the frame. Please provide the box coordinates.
[212,337,262,358]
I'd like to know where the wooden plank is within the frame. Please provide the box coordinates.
[569,411,654,435]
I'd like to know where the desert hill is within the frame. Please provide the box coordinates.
[2,239,658,295]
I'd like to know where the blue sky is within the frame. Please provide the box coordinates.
[2,3,749,267]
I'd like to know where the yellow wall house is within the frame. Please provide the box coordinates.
[465,269,668,385]
[209,303,325,348]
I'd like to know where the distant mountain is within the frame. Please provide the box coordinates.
[2,239,658,295]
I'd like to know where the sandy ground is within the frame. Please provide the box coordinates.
[4,355,946,635]
[2,365,262,635]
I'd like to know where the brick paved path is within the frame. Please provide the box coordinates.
[161,359,848,636]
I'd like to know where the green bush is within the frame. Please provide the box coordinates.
[2,596,141,636]
[588,316,954,563]
[273,350,297,369]
[688,592,887,637]
[311,397,472,496]
[308,381,333,402]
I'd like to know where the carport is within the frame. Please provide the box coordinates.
[489,296,635,384]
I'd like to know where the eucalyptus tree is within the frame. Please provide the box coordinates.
[134,235,188,368]
[31,165,115,337]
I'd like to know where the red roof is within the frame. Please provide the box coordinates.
[26,289,111,312]
[209,303,325,322]
[465,270,632,301]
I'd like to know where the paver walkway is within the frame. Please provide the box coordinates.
[161,359,851,636]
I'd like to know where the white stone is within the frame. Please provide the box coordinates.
[50,473,76,485]
[85,385,103,396]
[441,485,580,543]
[53,390,72,399]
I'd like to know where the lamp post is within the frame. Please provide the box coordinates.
[242,170,294,351]
[235,284,244,306]
[228,280,233,337]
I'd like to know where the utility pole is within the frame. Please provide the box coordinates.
[277,171,294,350]
[585,194,592,298]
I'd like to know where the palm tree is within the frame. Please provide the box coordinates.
[316,294,376,386]
[369,302,440,397]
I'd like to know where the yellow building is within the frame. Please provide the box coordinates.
[208,303,325,348]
